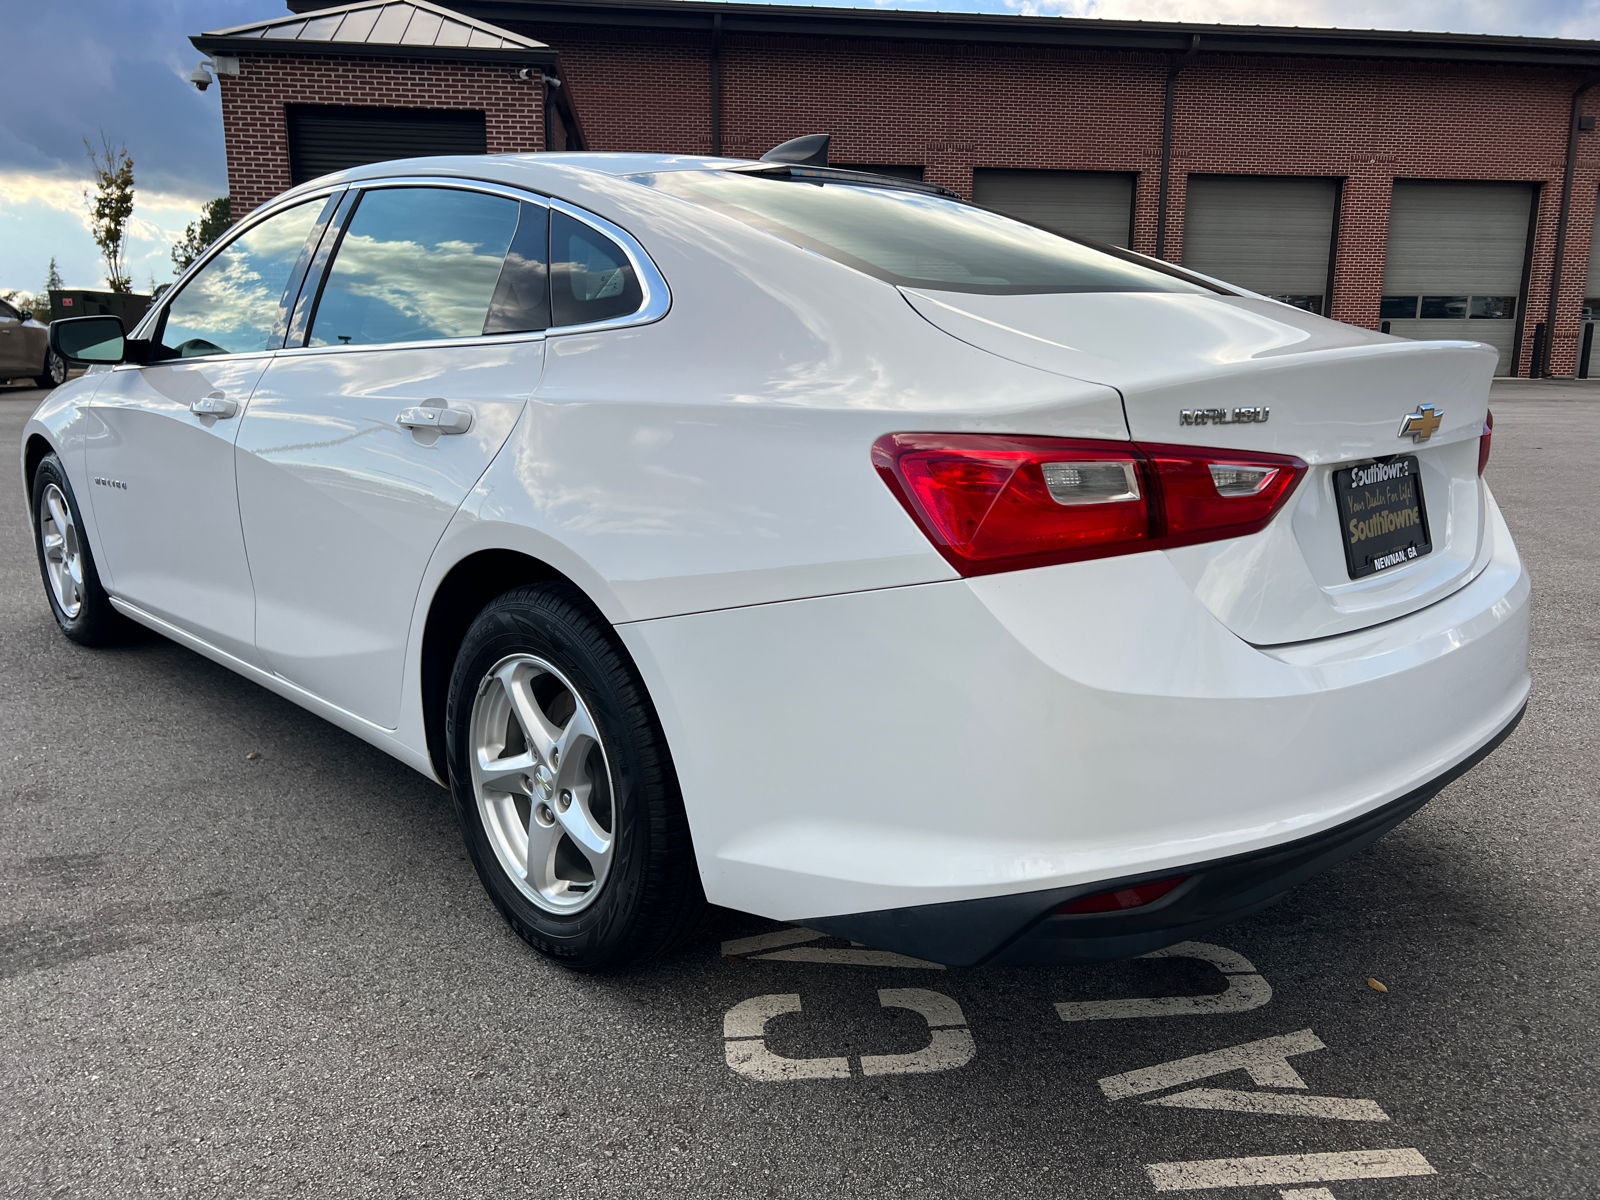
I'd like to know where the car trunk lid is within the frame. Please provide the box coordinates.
[902,288,1498,645]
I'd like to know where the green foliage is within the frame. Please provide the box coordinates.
[172,196,232,274]
[21,258,65,321]
[84,133,135,293]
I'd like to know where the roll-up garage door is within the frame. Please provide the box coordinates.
[1182,176,1338,313]
[1578,205,1600,376]
[1381,180,1534,375]
[286,105,489,186]
[973,169,1135,246]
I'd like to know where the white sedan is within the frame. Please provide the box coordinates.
[28,151,1528,971]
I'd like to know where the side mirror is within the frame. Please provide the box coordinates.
[19,310,32,322]
[51,315,127,365]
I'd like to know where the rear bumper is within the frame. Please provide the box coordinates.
[804,703,1523,966]
[621,486,1529,924]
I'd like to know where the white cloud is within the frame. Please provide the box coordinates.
[0,169,209,292]
[1000,0,1600,37]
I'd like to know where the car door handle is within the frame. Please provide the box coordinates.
[190,394,239,418]
[397,405,473,435]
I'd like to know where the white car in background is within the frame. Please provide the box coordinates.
[1,297,66,389]
[26,149,1528,971]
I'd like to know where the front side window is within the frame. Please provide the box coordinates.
[308,187,528,347]
[634,169,1217,297]
[160,199,325,357]
[0,300,19,321]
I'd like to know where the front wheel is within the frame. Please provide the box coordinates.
[31,454,128,645]
[34,347,67,389]
[445,583,707,971]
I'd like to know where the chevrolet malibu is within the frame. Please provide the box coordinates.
[27,151,1529,971]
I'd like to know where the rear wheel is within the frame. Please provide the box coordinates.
[31,454,128,645]
[446,583,707,971]
[34,347,66,389]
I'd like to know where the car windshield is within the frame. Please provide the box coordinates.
[632,169,1220,296]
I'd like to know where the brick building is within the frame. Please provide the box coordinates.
[194,0,1600,376]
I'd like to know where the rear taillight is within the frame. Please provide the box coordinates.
[873,433,1306,577]
[1479,409,1493,475]
[1059,875,1189,915]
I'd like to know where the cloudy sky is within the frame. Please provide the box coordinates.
[3,0,1599,295]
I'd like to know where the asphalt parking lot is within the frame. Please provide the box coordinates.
[1,379,1595,1200]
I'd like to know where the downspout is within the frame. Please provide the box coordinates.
[1540,77,1597,376]
[1155,34,1201,261]
[710,13,723,157]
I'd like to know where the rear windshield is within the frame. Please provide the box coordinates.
[632,169,1219,297]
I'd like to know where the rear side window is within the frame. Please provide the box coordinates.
[160,199,324,357]
[635,170,1218,297]
[551,211,643,327]
[309,187,529,347]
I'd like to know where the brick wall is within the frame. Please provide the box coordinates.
[218,33,1600,375]
[216,54,544,218]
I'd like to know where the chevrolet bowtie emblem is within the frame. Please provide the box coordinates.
[1398,404,1444,443]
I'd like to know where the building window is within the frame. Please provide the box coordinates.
[1270,294,1322,314]
[1384,295,1516,320]
[1419,295,1469,319]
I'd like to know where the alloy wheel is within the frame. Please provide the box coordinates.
[38,482,83,618]
[470,654,615,914]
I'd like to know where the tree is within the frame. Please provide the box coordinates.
[84,133,135,293]
[29,258,64,321]
[171,197,231,274]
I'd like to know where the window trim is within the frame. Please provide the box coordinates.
[128,184,347,354]
[269,176,670,360]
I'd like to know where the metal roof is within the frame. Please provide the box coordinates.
[286,0,1600,69]
[195,0,557,62]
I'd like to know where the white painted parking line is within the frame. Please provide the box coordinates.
[860,1027,976,1076]
[878,986,967,1028]
[1056,941,1271,1022]
[723,992,803,1039]
[862,988,976,1076]
[750,946,947,969]
[722,927,947,967]
[1099,1029,1324,1100]
[722,994,850,1081]
[721,928,828,957]
[1140,942,1257,974]
[1278,1191,1337,1199]
[1144,1148,1436,1191]
[721,988,976,1081]
[1144,1087,1390,1121]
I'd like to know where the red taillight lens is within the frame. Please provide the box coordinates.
[1138,443,1305,549]
[1478,409,1493,475]
[874,433,1306,577]
[1059,875,1189,915]
[875,435,1149,574]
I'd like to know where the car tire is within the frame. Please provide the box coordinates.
[31,454,129,646]
[34,347,67,390]
[446,582,708,971]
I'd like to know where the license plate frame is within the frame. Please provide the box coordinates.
[1332,455,1432,579]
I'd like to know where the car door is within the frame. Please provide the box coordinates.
[235,182,549,729]
[0,300,28,375]
[81,194,334,663]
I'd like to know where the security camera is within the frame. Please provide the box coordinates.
[517,67,560,86]
[189,61,214,92]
